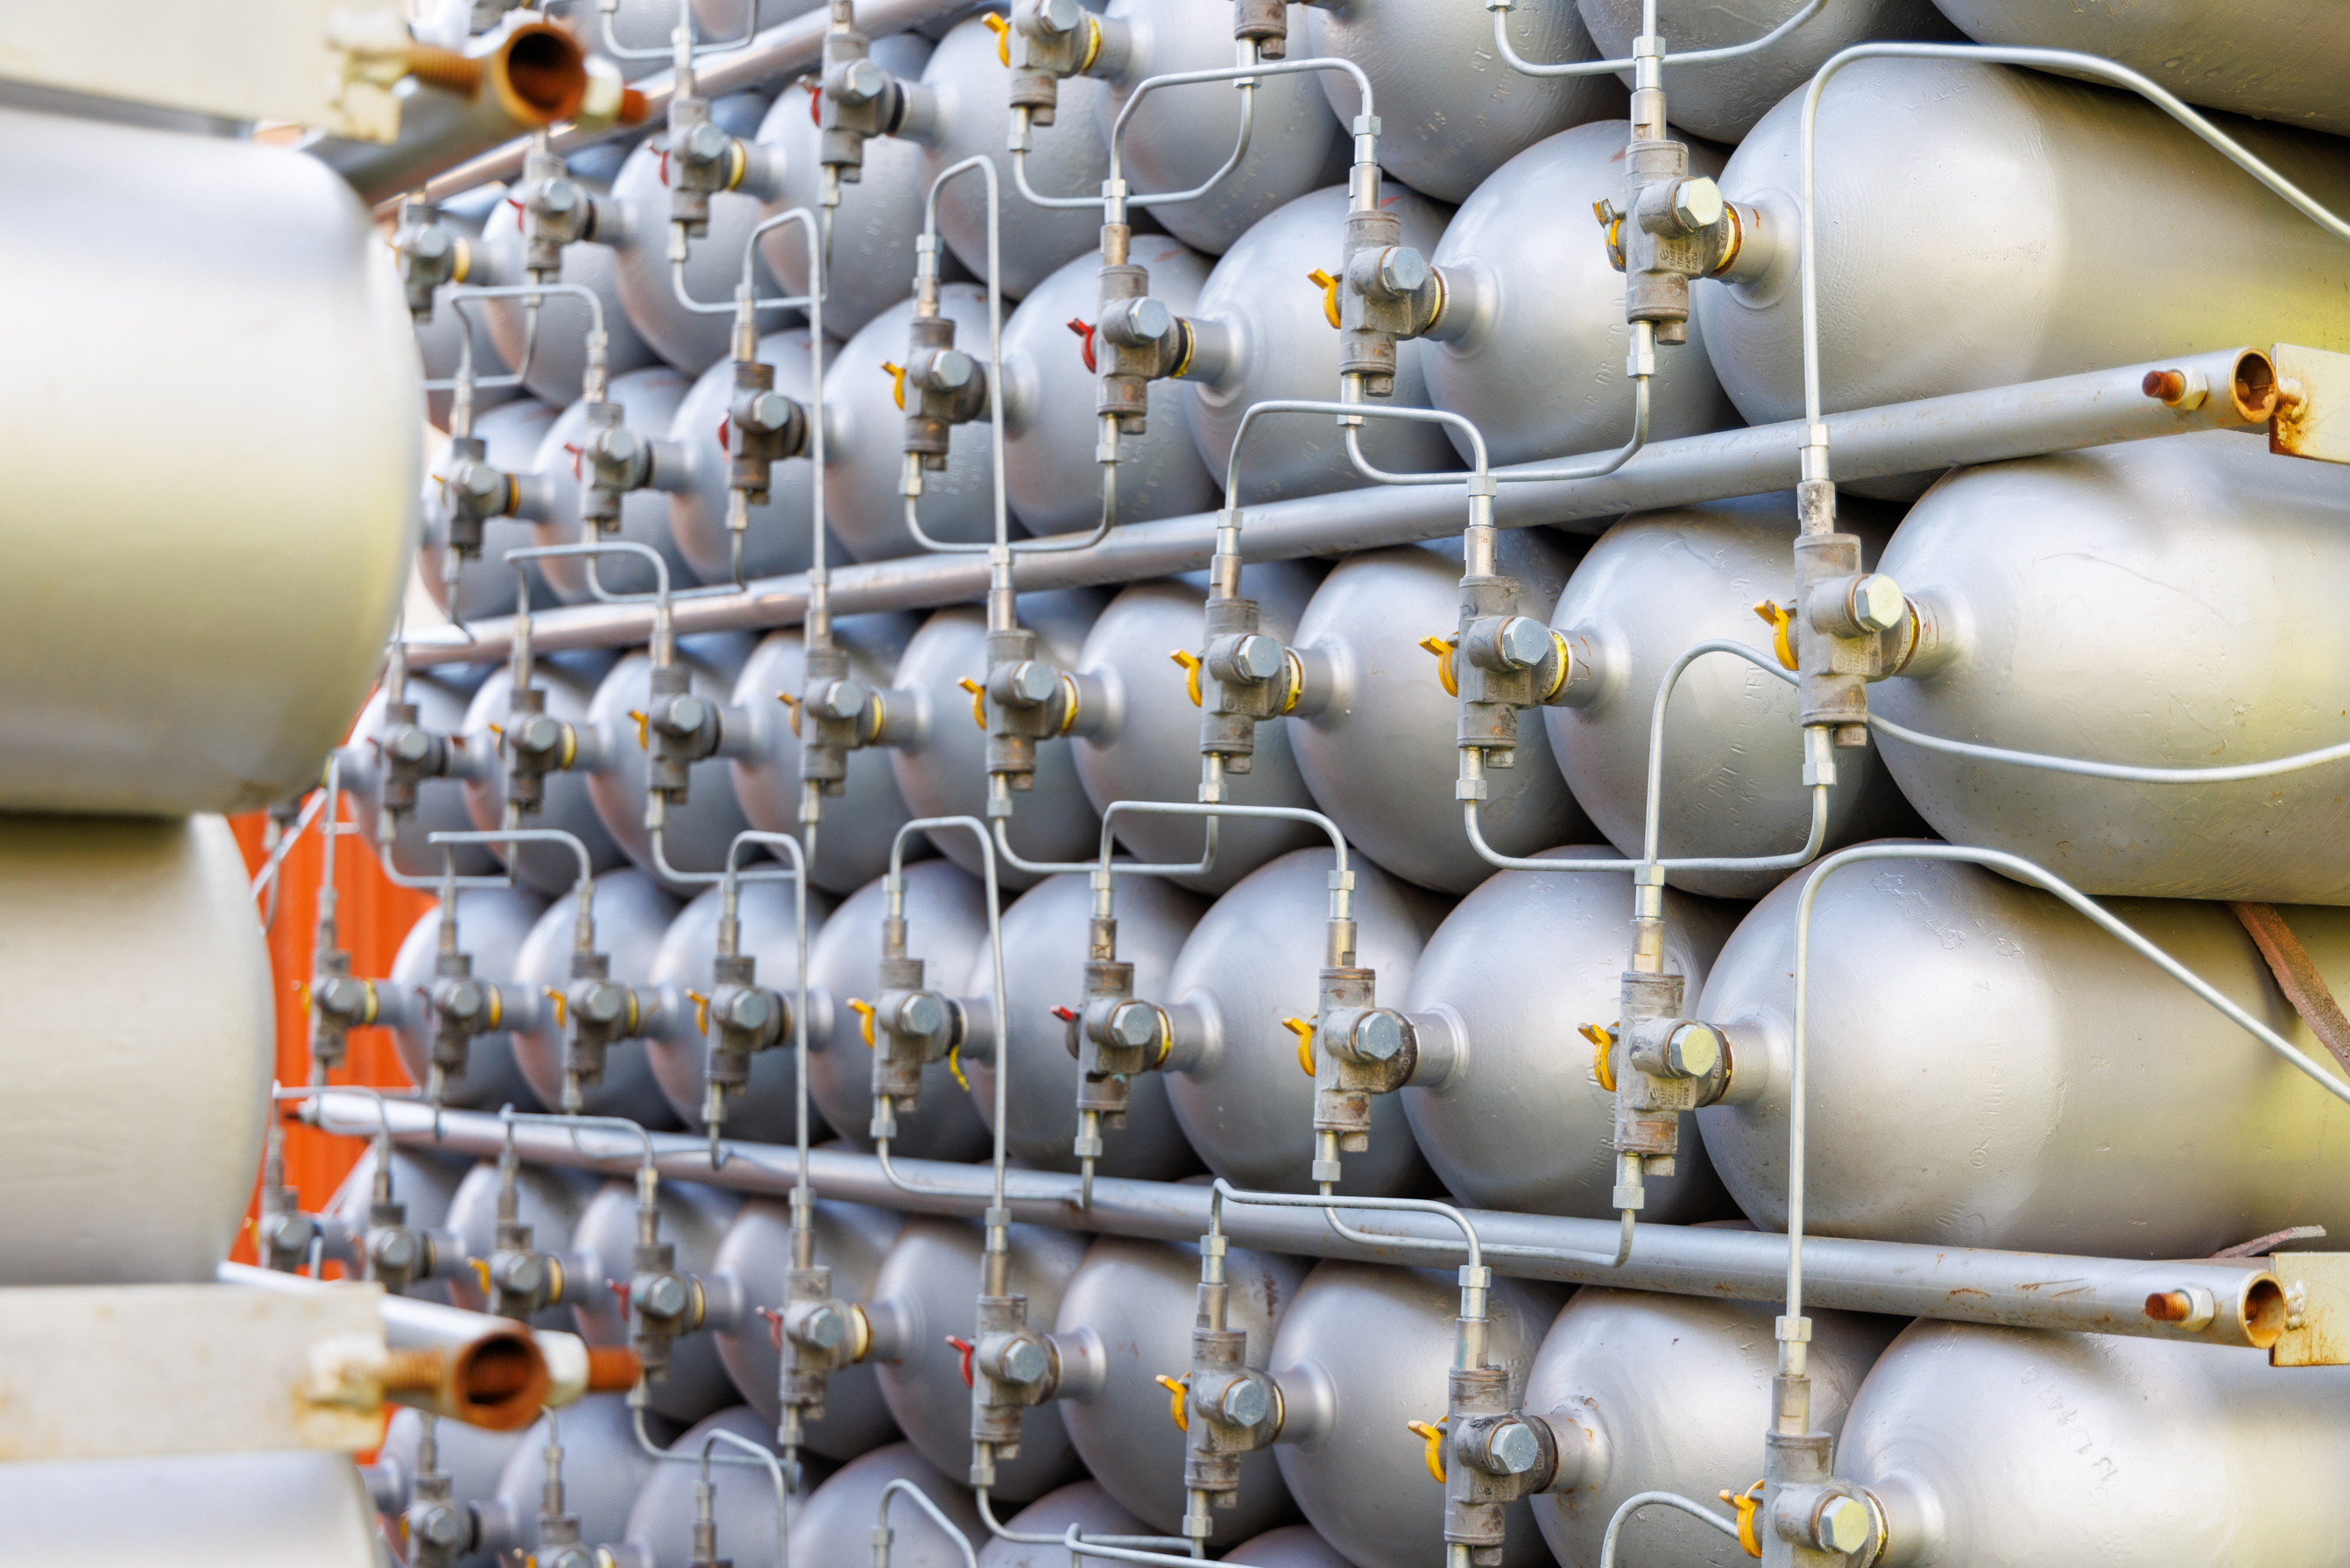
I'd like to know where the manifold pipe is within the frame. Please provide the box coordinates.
[218,1261,628,1429]
[315,1095,2290,1352]
[399,0,972,210]
[402,347,2274,667]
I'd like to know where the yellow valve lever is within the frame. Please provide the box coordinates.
[1406,1418,1447,1485]
[775,689,801,738]
[947,1042,970,1092]
[1154,1374,1190,1432]
[1305,268,1341,330]
[470,1257,492,1296]
[627,708,651,750]
[848,998,876,1049]
[882,360,908,412]
[1752,600,1797,672]
[543,986,568,1029]
[1718,1481,1766,1558]
[293,979,312,1013]
[1168,648,1203,707]
[956,676,988,731]
[1417,634,1458,698]
[1282,1015,1316,1078]
[1578,1022,1617,1093]
[688,989,711,1036]
[983,10,1010,64]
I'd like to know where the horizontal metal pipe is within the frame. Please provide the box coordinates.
[316,1094,2285,1351]
[406,348,2269,667]
[403,0,972,209]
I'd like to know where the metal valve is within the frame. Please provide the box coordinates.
[560,951,650,1114]
[625,1167,704,1384]
[702,950,787,1133]
[666,91,780,237]
[392,197,465,320]
[1182,1233,1286,1547]
[519,149,604,278]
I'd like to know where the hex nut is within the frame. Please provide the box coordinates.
[641,1273,689,1319]
[663,694,707,735]
[685,121,732,163]
[725,990,774,1031]
[1815,1494,1872,1554]
[998,1337,1049,1384]
[1351,1011,1404,1063]
[897,992,948,1039]
[1496,616,1551,670]
[1483,1420,1541,1476]
[1008,660,1059,704]
[1217,1376,1270,1427]
[836,59,886,104]
[1109,1000,1159,1049]
[794,1303,846,1350]
[1665,1022,1719,1079]
[1038,0,1083,32]
[1671,176,1725,232]
[1232,634,1283,682]
[928,350,975,391]
[1852,573,1907,633]
[1377,246,1429,296]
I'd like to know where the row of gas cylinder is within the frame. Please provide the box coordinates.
[345,1141,2350,1568]
[416,0,2350,600]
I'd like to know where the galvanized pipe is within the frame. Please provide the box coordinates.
[314,1094,2287,1351]
[404,348,2270,667]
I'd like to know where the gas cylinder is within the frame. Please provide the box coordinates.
[1932,0,2350,139]
[709,1195,904,1458]
[665,328,829,585]
[509,866,685,1127]
[1874,434,2350,902]
[975,1480,1151,1566]
[460,650,629,897]
[477,1395,668,1561]
[1542,497,1919,899]
[603,124,791,376]
[1694,849,2350,1257]
[645,877,839,1139]
[1838,1318,2350,1568]
[728,615,930,895]
[1054,1236,1303,1542]
[1401,853,1738,1222]
[1071,568,1328,894]
[960,872,1206,1179]
[346,667,499,881]
[1288,533,1591,893]
[0,816,270,1285]
[1185,185,1459,499]
[442,1157,600,1327]
[1161,846,1441,1195]
[531,367,702,601]
[0,109,419,816]
[754,33,941,341]
[790,1442,985,1568]
[919,13,1112,298]
[1225,1525,1358,1567]
[1524,1288,1899,1568]
[1269,1261,1568,1568]
[570,1176,747,1425]
[1576,0,1961,142]
[421,399,561,624]
[804,859,994,1160]
[618,1406,827,1568]
[866,1216,1092,1501]
[388,887,552,1113]
[1001,237,1219,535]
[1696,57,2350,423]
[888,593,1111,889]
[1306,0,1623,203]
[1423,122,1737,468]
[1097,0,1346,254]
[474,171,662,407]
[825,286,1005,561]
[583,636,760,893]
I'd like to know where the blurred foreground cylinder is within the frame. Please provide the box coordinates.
[1839,1320,2350,1567]
[1874,434,2350,901]
[0,109,419,813]
[1271,1261,1566,1568]
[1695,851,2350,1256]
[0,816,268,1284]
[0,1451,378,1568]
[1697,59,2350,423]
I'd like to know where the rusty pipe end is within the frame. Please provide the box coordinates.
[385,1330,553,1431]
[2229,349,2280,424]
[585,1345,645,1392]
[406,46,485,102]
[2242,1275,2289,1350]
[488,22,589,127]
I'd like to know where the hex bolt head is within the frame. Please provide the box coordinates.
[642,1273,690,1319]
[537,180,579,216]
[1009,660,1059,705]
[1351,1011,1404,1063]
[419,1505,468,1549]
[1815,1495,1872,1554]
[746,391,796,432]
[1484,1420,1541,1476]
[795,1303,846,1349]
[441,979,485,1021]
[836,58,886,103]
[499,1253,546,1296]
[1217,1377,1269,1427]
[515,714,564,755]
[817,676,871,721]
[663,694,708,735]
[598,425,644,468]
[998,1337,1049,1385]
[578,982,624,1025]
[1377,246,1429,297]
[373,1229,418,1273]
[317,976,367,1016]
[1496,616,1551,670]
[897,992,948,1039]
[684,121,731,163]
[406,226,452,262]
[455,463,505,505]
[1852,573,1907,632]
[1671,176,1725,232]
[1666,1022,1720,1079]
[725,990,774,1032]
[1232,634,1283,682]
[928,350,975,391]
[389,726,434,764]
[1109,1000,1159,1049]
[1118,295,1172,343]
[1037,0,1083,33]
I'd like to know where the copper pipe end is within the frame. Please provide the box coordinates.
[585,1345,644,1392]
